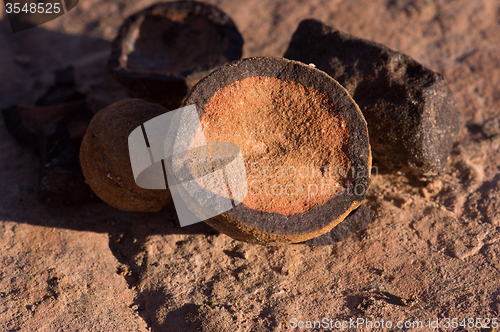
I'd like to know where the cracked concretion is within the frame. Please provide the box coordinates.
[184,57,372,245]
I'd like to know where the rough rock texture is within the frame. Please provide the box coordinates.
[2,101,91,152]
[38,119,97,207]
[201,75,351,215]
[284,19,461,176]
[1,69,96,206]
[184,57,371,245]
[109,1,244,110]
[1,0,500,331]
[80,99,172,212]
[0,219,148,331]
[304,206,375,246]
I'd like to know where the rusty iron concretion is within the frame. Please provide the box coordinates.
[183,57,372,245]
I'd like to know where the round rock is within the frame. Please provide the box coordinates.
[80,99,172,212]
[183,57,372,245]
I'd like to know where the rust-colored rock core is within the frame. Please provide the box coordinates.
[200,76,350,215]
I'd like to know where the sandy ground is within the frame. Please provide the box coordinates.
[0,0,499,331]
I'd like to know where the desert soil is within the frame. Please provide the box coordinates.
[0,0,499,331]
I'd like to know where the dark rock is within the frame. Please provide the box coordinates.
[38,120,97,207]
[2,66,96,207]
[2,104,41,151]
[36,66,85,107]
[2,101,94,152]
[482,118,500,138]
[109,1,244,110]
[303,205,374,246]
[2,66,90,152]
[284,19,461,176]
